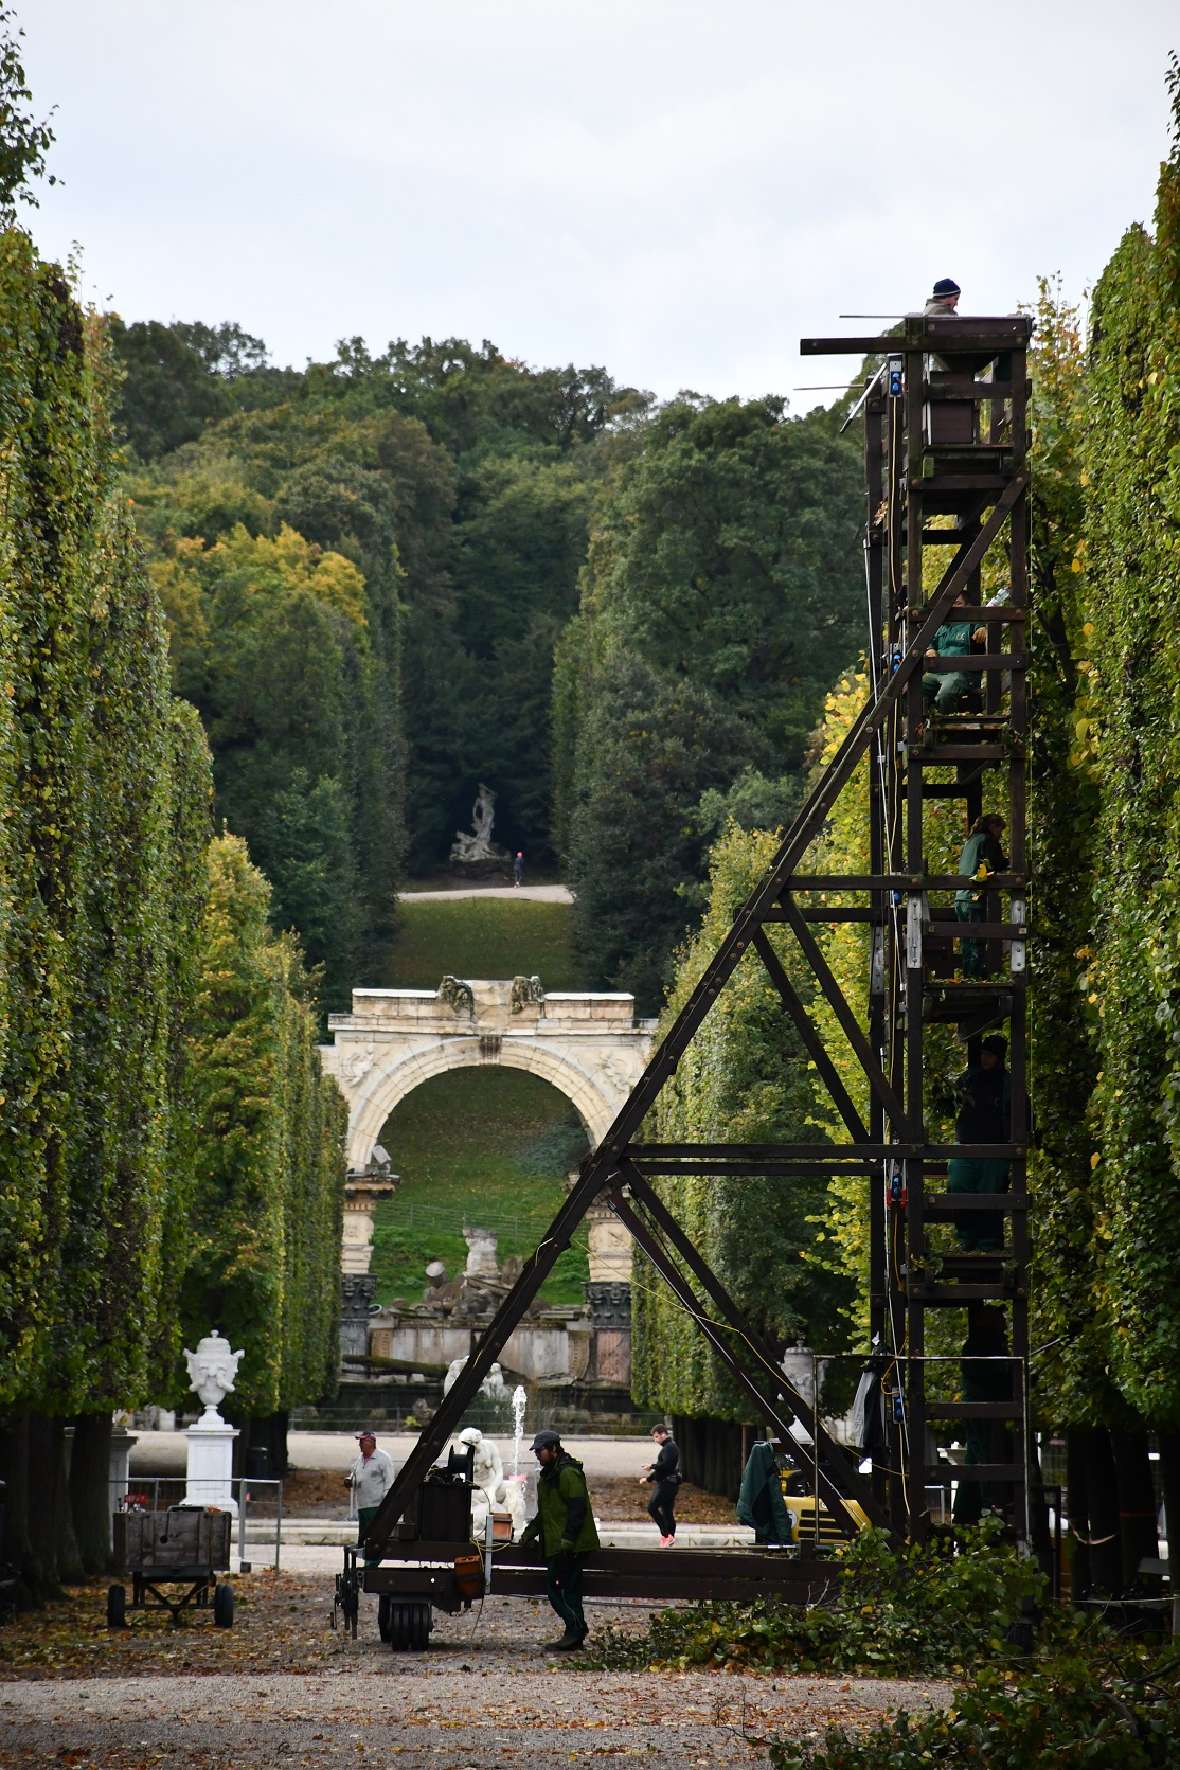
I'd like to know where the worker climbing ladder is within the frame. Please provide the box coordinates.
[353,311,1033,1605]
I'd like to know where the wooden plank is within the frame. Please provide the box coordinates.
[911,605,1024,622]
[800,322,1030,356]
[752,927,870,1144]
[921,655,1024,672]
[490,1568,836,1602]
[925,1193,1027,1215]
[943,1464,1025,1483]
[782,873,1027,891]
[926,1403,1022,1420]
[911,746,1019,762]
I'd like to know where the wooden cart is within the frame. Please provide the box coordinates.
[109,1507,234,1628]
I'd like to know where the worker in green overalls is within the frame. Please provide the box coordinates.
[922,592,976,713]
[955,814,1007,978]
[947,1034,1011,1251]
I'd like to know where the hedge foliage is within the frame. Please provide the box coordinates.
[588,1521,1047,1676]
[769,1648,1180,1770]
[0,228,345,1419]
[630,825,853,1418]
[181,836,346,1413]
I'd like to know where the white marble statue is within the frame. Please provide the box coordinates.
[183,1329,245,1423]
[443,1356,507,1400]
[457,1426,527,1535]
[450,784,509,865]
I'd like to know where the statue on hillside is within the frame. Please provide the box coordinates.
[450,783,511,867]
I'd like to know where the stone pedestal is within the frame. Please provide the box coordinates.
[586,1281,632,1385]
[340,1272,377,1360]
[108,1425,139,1549]
[184,1419,239,1515]
[342,1175,397,1276]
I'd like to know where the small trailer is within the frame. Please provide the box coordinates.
[109,1506,234,1628]
[333,1448,838,1651]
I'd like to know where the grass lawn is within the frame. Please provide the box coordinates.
[383,897,576,990]
[370,1066,590,1307]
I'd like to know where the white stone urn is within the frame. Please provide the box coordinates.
[183,1329,245,1424]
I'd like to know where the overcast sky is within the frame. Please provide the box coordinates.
[21,1,1180,409]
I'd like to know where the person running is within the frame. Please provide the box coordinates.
[642,1424,682,1546]
[519,1429,599,1651]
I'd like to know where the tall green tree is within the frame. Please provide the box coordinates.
[180,836,346,1432]
[558,395,863,1000]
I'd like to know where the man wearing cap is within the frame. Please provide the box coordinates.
[519,1430,600,1651]
[346,1429,394,1568]
[925,277,961,316]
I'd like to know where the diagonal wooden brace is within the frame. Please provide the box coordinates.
[751,928,869,1144]
[776,896,910,1134]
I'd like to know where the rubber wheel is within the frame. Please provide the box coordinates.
[377,1594,393,1642]
[388,1600,432,1652]
[106,1584,126,1629]
[213,1582,234,1627]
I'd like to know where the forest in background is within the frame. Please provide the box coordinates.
[111,316,865,1012]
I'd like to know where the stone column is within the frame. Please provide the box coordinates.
[342,1174,397,1275]
[108,1423,139,1549]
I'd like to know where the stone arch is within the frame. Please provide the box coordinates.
[345,1036,622,1174]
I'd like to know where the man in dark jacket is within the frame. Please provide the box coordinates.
[519,1429,599,1651]
[643,1424,681,1546]
[948,1035,1012,1250]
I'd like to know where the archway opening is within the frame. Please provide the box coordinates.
[370,1067,591,1308]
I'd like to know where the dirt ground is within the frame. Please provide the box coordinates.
[0,1574,952,1768]
[260,1468,735,1525]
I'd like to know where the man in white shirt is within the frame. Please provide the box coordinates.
[345,1428,394,1566]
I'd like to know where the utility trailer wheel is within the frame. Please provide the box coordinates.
[388,1600,432,1651]
[213,1581,234,1627]
[377,1593,393,1642]
[106,1584,127,1629]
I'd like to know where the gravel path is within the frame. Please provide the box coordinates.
[398,885,573,903]
[0,1585,951,1767]
[0,1664,947,1768]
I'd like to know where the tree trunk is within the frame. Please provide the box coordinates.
[54,1424,84,1585]
[1110,1426,1159,1589]
[25,1413,65,1600]
[70,1412,113,1575]
[0,1413,34,1606]
[1066,1427,1091,1597]
[1086,1426,1122,1595]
